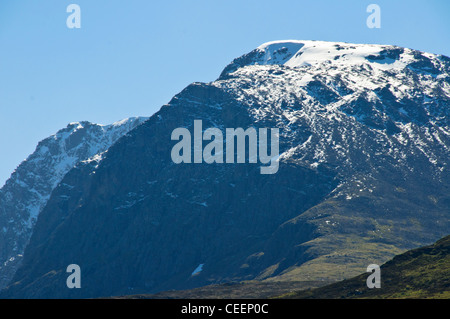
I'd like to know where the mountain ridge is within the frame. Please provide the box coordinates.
[0,117,148,289]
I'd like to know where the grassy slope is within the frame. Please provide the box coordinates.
[282,235,450,299]
[114,281,333,299]
[117,236,449,299]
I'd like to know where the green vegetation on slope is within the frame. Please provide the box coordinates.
[283,235,450,299]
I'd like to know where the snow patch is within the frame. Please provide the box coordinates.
[191,264,204,276]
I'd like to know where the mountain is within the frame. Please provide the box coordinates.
[1,40,449,298]
[285,234,450,299]
[0,117,148,288]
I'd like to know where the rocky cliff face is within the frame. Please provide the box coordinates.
[0,117,148,288]
[2,41,449,298]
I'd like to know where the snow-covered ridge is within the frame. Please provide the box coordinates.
[220,40,448,78]
[257,40,409,69]
[214,40,450,175]
[0,116,148,288]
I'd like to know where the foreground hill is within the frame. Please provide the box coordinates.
[114,281,330,299]
[286,234,450,299]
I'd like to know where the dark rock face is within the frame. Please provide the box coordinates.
[1,41,449,298]
[3,86,336,298]
[0,118,148,289]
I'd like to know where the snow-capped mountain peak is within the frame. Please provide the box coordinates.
[220,40,448,79]
[257,40,407,68]
[2,40,449,298]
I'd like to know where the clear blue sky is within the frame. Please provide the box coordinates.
[1,0,449,186]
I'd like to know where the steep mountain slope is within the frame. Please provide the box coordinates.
[115,235,450,299]
[2,40,449,298]
[0,117,148,288]
[286,234,450,299]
